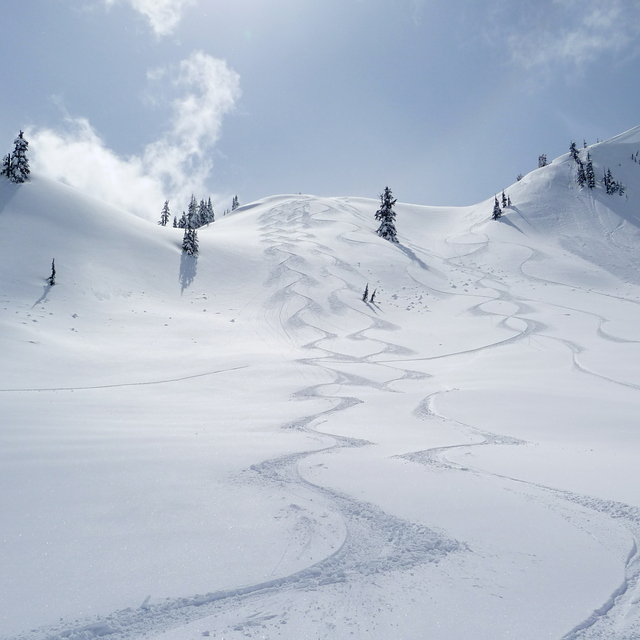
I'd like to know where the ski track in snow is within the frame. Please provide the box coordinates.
[15,196,640,640]
[396,222,640,639]
[18,197,462,640]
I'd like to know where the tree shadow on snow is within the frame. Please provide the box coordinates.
[396,243,430,271]
[0,180,19,216]
[179,253,198,292]
[32,284,53,308]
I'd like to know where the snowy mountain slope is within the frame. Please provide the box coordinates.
[2,129,640,639]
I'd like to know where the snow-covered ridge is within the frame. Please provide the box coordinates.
[2,130,640,639]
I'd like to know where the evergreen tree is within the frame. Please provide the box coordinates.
[177,212,188,228]
[576,161,586,187]
[206,197,215,223]
[492,196,502,221]
[187,195,198,228]
[10,131,30,183]
[158,200,170,226]
[232,195,239,211]
[47,259,56,286]
[604,169,614,195]
[370,289,377,303]
[516,173,523,182]
[182,227,199,255]
[501,191,507,207]
[585,154,596,189]
[569,141,580,163]
[538,154,547,168]
[375,186,398,243]
[1,153,11,179]
[197,199,207,227]
[173,216,178,228]
[507,196,512,207]
[362,284,369,302]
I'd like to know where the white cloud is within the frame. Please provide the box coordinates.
[493,0,640,71]
[104,0,196,37]
[28,52,241,220]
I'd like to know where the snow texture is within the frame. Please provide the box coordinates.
[2,127,640,639]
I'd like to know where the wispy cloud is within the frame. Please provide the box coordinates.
[104,0,196,37]
[492,0,640,71]
[29,52,241,220]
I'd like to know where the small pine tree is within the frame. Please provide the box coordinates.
[1,153,11,178]
[47,259,56,286]
[375,186,398,243]
[187,195,198,228]
[585,154,595,189]
[172,216,177,228]
[362,284,369,302]
[501,191,507,207]
[492,196,502,220]
[10,131,30,183]
[232,195,239,211]
[538,154,547,168]
[604,168,614,195]
[516,173,523,182]
[576,161,586,187]
[177,212,187,228]
[158,200,170,226]
[206,197,215,224]
[507,196,512,207]
[370,289,377,303]
[182,227,199,255]
[569,141,580,163]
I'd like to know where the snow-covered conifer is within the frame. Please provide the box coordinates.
[10,131,30,183]
[1,153,11,179]
[538,154,547,168]
[576,161,586,187]
[187,195,198,228]
[375,186,398,243]
[585,154,595,189]
[362,284,369,302]
[492,197,502,221]
[178,212,187,228]
[516,173,523,182]
[172,216,177,228]
[501,191,507,207]
[569,141,580,163]
[232,195,239,211]
[159,200,170,226]
[182,227,199,256]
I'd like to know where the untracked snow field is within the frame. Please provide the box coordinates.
[2,129,640,639]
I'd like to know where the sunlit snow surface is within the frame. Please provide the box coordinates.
[2,129,640,639]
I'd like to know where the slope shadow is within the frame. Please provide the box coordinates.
[179,253,198,292]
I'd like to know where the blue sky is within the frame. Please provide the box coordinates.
[1,0,640,219]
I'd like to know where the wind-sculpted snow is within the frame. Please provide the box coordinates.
[4,132,640,639]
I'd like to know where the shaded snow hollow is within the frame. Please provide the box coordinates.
[2,127,640,639]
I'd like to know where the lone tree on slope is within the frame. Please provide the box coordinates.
[47,259,56,286]
[10,131,30,183]
[158,200,171,226]
[375,186,398,243]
